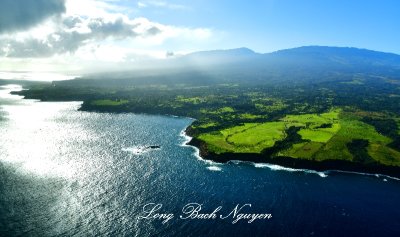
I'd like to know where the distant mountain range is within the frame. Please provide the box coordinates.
[58,46,400,87]
[185,47,257,58]
[179,46,400,71]
[12,46,400,178]
[183,46,400,65]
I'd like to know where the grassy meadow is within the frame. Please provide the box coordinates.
[197,109,400,166]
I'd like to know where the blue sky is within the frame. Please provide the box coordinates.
[0,0,399,74]
[130,0,400,53]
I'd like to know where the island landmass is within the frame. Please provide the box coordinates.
[6,46,400,177]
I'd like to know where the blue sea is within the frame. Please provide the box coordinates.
[0,85,399,237]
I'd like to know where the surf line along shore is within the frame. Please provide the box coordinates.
[184,126,400,179]
[137,203,273,224]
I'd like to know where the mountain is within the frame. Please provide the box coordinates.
[173,46,400,79]
[175,47,258,67]
[271,46,400,66]
[185,47,257,58]
[265,46,400,71]
[13,46,400,177]
[55,46,400,87]
[182,45,400,67]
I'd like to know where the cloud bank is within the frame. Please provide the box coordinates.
[0,15,163,58]
[0,0,66,33]
[0,0,214,72]
[137,1,188,10]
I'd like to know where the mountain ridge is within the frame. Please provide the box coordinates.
[43,45,400,88]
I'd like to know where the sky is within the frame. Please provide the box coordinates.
[0,0,399,75]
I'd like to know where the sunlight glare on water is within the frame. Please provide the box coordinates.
[0,86,88,178]
[1,84,400,237]
[0,72,77,81]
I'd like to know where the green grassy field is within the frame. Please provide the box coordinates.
[283,110,340,143]
[278,111,400,165]
[197,108,400,166]
[198,109,341,154]
[237,113,266,120]
[176,96,205,104]
[312,114,399,165]
[198,123,261,153]
[226,122,286,152]
[17,79,400,168]
[195,122,218,129]
[396,118,400,135]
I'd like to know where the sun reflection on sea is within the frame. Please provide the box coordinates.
[0,72,78,81]
[0,85,87,179]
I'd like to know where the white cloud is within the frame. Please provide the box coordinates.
[137,2,147,8]
[0,13,210,59]
[0,16,148,57]
[0,0,213,72]
[65,0,125,18]
[0,0,66,33]
[137,1,188,10]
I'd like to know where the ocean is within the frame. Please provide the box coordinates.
[0,85,399,237]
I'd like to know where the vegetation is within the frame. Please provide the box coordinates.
[8,46,400,173]
[12,79,400,169]
[198,122,286,153]
[91,99,129,106]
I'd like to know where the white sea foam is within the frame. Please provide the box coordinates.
[179,129,192,146]
[177,128,222,170]
[122,145,159,155]
[229,160,243,165]
[253,163,328,177]
[178,127,399,181]
[179,128,217,165]
[181,135,400,181]
[206,166,222,171]
[325,170,400,181]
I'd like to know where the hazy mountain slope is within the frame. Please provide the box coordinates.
[55,46,400,87]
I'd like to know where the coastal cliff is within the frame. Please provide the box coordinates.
[11,85,400,179]
[185,127,400,178]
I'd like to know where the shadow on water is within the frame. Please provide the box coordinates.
[0,162,66,236]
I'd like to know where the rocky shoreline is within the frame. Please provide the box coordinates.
[185,128,400,179]
[11,87,400,179]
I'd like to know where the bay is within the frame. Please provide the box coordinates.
[0,85,399,237]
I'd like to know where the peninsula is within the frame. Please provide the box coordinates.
[9,46,400,177]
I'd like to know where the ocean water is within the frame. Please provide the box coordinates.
[0,85,399,237]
